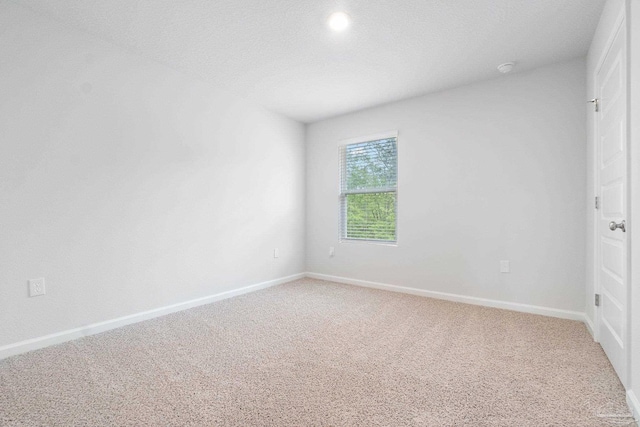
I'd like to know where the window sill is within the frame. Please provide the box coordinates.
[339,239,398,247]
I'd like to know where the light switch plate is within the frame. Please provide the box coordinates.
[29,278,46,297]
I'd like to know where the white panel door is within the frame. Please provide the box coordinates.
[596,20,628,387]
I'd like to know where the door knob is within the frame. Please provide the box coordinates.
[609,220,626,232]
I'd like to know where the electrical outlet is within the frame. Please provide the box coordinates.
[29,278,46,297]
[273,248,279,258]
[500,260,510,273]
[329,247,335,257]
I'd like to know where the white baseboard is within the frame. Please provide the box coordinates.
[584,315,596,339]
[1,272,591,361]
[306,272,587,322]
[0,273,305,361]
[628,390,640,421]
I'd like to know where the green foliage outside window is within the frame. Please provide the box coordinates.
[346,193,396,241]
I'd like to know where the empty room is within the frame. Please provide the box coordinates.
[1,0,640,425]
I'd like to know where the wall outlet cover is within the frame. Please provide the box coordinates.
[29,278,46,297]
[500,260,510,273]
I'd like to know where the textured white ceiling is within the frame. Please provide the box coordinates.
[13,0,605,123]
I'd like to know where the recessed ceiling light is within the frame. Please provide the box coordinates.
[497,62,515,74]
[328,12,350,32]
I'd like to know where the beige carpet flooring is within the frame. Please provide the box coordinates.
[0,278,634,426]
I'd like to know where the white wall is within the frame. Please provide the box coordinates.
[0,3,306,347]
[628,0,640,416]
[306,59,587,312]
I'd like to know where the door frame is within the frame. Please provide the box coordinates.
[591,5,630,388]
[628,0,640,416]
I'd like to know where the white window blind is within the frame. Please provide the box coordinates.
[339,135,397,243]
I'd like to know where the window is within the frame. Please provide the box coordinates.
[339,132,398,243]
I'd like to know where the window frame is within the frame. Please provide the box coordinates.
[338,130,399,245]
